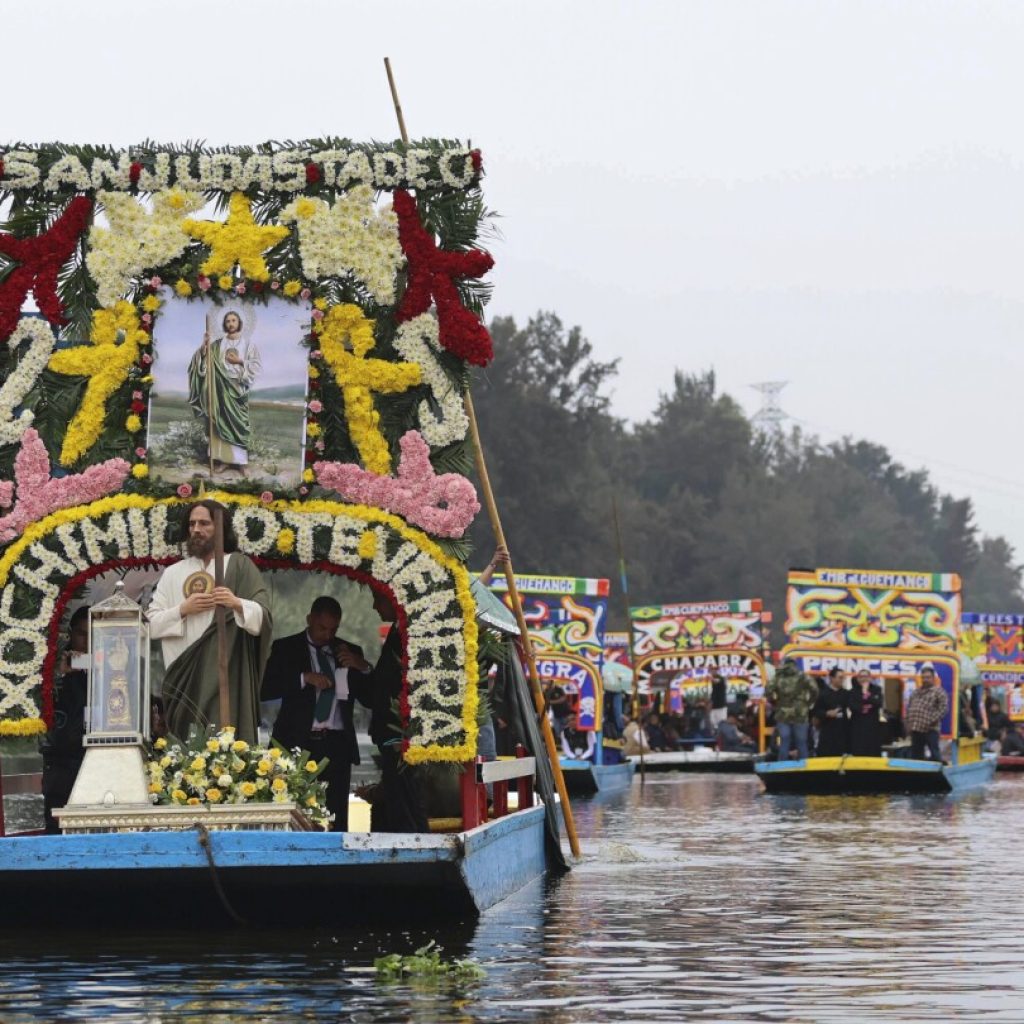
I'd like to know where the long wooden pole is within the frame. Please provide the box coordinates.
[213,503,230,728]
[383,57,581,859]
[612,494,645,780]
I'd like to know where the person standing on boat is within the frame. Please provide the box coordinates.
[359,587,429,833]
[813,667,849,756]
[260,596,372,832]
[905,666,948,761]
[847,669,883,757]
[148,500,272,745]
[40,606,89,833]
[709,673,729,728]
[766,658,818,761]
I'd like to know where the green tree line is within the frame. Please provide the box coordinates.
[469,311,1023,628]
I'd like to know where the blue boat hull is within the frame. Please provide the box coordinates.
[755,755,996,795]
[0,805,547,927]
[560,759,635,796]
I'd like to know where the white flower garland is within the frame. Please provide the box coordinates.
[87,189,205,306]
[280,187,404,304]
[0,318,56,445]
[1,146,480,194]
[392,314,469,448]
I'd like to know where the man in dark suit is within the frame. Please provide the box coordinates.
[260,596,372,831]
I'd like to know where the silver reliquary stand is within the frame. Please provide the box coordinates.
[61,581,152,816]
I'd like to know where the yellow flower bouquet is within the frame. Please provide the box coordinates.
[146,726,331,828]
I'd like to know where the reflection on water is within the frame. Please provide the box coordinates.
[2,774,1024,1021]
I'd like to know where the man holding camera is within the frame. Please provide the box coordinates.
[260,595,372,831]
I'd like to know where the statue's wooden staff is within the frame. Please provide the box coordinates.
[213,503,230,728]
[384,57,582,859]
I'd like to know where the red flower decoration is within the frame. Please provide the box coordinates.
[130,399,146,414]
[470,149,482,174]
[392,190,495,367]
[129,161,143,186]
[0,196,93,343]
[305,163,321,184]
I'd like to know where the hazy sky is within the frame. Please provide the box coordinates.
[8,0,1024,565]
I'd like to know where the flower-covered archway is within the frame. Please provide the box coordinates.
[0,494,478,764]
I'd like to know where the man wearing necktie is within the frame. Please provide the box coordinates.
[260,596,372,831]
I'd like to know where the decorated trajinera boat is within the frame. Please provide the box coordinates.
[490,574,634,796]
[756,567,996,795]
[0,123,573,925]
[959,612,1024,770]
[628,599,771,772]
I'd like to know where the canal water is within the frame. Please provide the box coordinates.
[1,771,1023,1022]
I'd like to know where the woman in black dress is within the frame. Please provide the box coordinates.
[848,669,883,756]
[813,667,848,756]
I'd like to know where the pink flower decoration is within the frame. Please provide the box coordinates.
[141,354,153,365]
[260,490,274,504]
[235,282,247,295]
[176,483,193,498]
[0,429,131,543]
[197,276,211,292]
[300,288,311,300]
[310,349,322,360]
[315,430,480,538]
[314,440,325,451]
[135,447,147,458]
[308,399,323,414]
[310,308,324,321]
[132,390,143,401]
[141,313,152,325]
[299,486,309,496]
[270,280,280,291]
[150,276,163,288]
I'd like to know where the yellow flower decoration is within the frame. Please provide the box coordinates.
[307,366,320,380]
[184,192,290,282]
[187,797,200,806]
[257,759,272,775]
[154,737,167,750]
[125,414,142,433]
[276,528,296,555]
[283,280,301,297]
[206,739,220,753]
[240,781,257,798]
[131,464,149,479]
[271,777,288,793]
[357,530,376,561]
[47,301,147,466]
[231,740,249,754]
[319,304,421,474]
[174,280,193,297]
[305,422,321,438]
[304,760,318,773]
[172,789,187,804]
[191,756,207,771]
[141,294,162,313]
[302,468,315,484]
[206,788,222,803]
[218,275,234,290]
[313,297,328,311]
[148,782,162,794]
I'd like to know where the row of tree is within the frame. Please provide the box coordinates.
[468,312,1024,627]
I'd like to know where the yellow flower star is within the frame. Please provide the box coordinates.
[183,192,290,282]
[47,301,147,466]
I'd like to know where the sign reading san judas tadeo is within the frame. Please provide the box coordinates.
[0,137,494,764]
